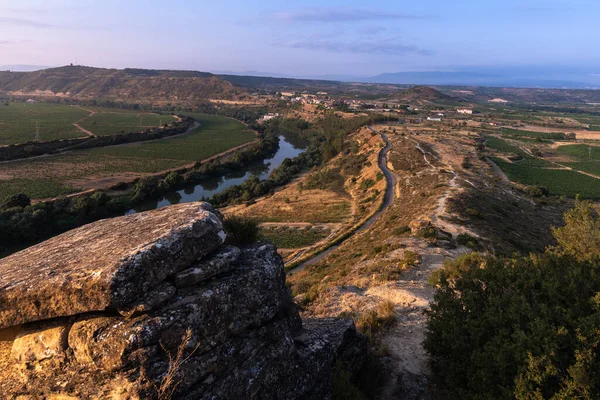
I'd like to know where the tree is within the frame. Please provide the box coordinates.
[552,199,600,262]
[2,193,31,209]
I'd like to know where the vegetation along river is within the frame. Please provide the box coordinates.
[127,134,307,213]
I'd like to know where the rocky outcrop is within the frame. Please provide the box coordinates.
[0,202,365,399]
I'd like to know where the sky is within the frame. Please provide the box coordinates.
[0,0,599,79]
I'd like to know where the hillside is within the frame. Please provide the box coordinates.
[0,66,244,103]
[395,85,456,103]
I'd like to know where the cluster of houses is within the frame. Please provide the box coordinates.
[281,92,334,107]
[425,108,474,122]
[257,113,281,124]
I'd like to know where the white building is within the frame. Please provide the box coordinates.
[427,117,442,122]
[457,108,473,114]
[258,113,280,124]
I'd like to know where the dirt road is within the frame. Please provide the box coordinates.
[287,127,396,273]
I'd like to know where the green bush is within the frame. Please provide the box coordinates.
[416,226,437,240]
[223,216,260,246]
[1,193,31,209]
[456,233,481,250]
[425,202,600,399]
[393,225,411,236]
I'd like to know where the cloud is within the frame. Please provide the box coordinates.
[0,17,56,29]
[267,8,431,23]
[274,38,432,56]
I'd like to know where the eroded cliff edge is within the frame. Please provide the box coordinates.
[0,202,365,399]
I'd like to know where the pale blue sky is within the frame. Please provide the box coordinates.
[0,0,599,77]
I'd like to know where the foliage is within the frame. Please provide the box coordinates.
[1,193,31,208]
[456,233,481,250]
[304,168,345,193]
[425,203,600,399]
[500,128,572,141]
[223,216,261,246]
[551,199,600,263]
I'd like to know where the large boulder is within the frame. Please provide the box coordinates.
[0,202,366,399]
[0,202,225,329]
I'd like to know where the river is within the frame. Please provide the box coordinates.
[127,134,307,214]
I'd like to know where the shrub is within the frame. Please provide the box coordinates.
[456,233,481,250]
[526,185,550,198]
[359,179,375,190]
[425,202,600,399]
[461,157,472,169]
[416,226,438,240]
[393,225,411,236]
[356,300,396,337]
[465,208,482,218]
[223,216,260,246]
[1,193,31,209]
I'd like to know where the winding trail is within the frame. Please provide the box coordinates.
[71,106,97,137]
[287,126,396,274]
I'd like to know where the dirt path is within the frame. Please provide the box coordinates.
[287,127,396,273]
[71,106,97,137]
[376,137,473,398]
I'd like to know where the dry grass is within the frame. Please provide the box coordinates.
[156,328,200,400]
[355,300,397,337]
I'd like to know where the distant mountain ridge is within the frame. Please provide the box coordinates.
[0,65,244,103]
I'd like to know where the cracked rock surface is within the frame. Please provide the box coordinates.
[0,202,365,399]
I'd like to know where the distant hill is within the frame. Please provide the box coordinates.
[0,66,244,103]
[395,86,454,102]
[365,70,598,89]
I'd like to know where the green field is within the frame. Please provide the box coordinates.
[492,157,600,199]
[87,113,255,161]
[555,144,600,176]
[0,102,178,145]
[557,144,600,160]
[0,114,256,199]
[0,103,89,145]
[485,136,523,154]
[78,111,176,136]
[500,127,567,140]
[261,227,329,248]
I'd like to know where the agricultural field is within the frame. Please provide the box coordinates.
[555,144,600,176]
[0,102,178,145]
[556,143,600,160]
[487,139,600,199]
[78,110,176,136]
[0,102,89,145]
[0,114,256,199]
[260,225,330,249]
[492,157,600,199]
[499,127,567,140]
[485,135,523,154]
